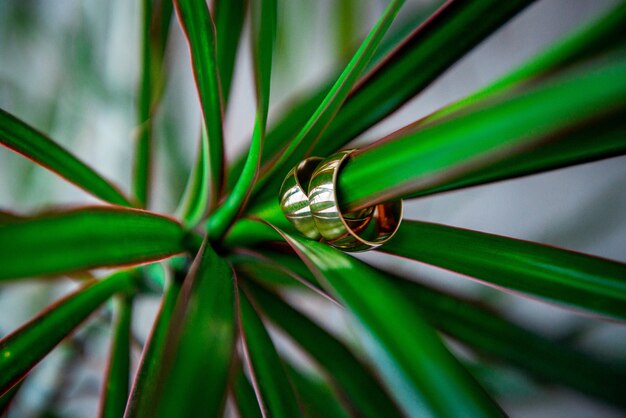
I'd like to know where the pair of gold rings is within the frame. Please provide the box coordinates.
[279,150,402,252]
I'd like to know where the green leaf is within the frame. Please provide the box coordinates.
[277,228,504,417]
[0,207,188,280]
[227,3,440,194]
[388,273,626,408]
[246,281,404,418]
[424,1,626,123]
[215,0,247,105]
[250,248,626,407]
[0,270,136,396]
[0,367,22,415]
[238,289,302,418]
[0,109,132,207]
[337,3,626,200]
[125,277,181,417]
[381,220,626,322]
[100,295,133,418]
[207,0,277,242]
[286,365,350,418]
[250,0,533,206]
[255,0,405,191]
[232,249,322,291]
[133,0,174,208]
[224,217,283,249]
[174,0,225,208]
[416,114,626,198]
[337,54,626,211]
[151,240,236,418]
[175,126,210,227]
[232,365,263,418]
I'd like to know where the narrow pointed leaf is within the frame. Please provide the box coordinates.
[253,249,626,407]
[215,0,247,105]
[224,217,283,249]
[286,365,350,418]
[388,273,626,407]
[100,295,133,418]
[232,248,324,294]
[151,240,236,418]
[251,0,533,204]
[232,366,263,418]
[306,0,533,164]
[247,281,403,418]
[174,0,225,207]
[239,289,302,418]
[338,55,626,211]
[0,271,136,396]
[278,229,504,417]
[256,0,405,189]
[425,1,626,123]
[337,3,626,200]
[0,109,132,207]
[415,115,626,197]
[208,0,277,241]
[0,207,188,280]
[133,0,174,207]
[381,220,626,321]
[0,379,21,416]
[175,126,210,227]
[227,3,441,193]
[125,278,181,417]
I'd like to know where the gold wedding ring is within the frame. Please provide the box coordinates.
[308,150,402,252]
[279,157,323,239]
[279,150,402,252]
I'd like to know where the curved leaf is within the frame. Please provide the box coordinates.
[133,0,174,208]
[286,364,350,418]
[338,54,626,211]
[250,0,533,205]
[151,240,236,418]
[232,365,263,418]
[0,207,188,280]
[224,217,283,249]
[388,273,626,408]
[238,289,302,418]
[215,0,247,105]
[277,228,504,417]
[125,277,181,417]
[232,248,324,294]
[0,379,22,416]
[174,0,225,207]
[175,126,210,227]
[255,0,405,191]
[0,270,137,396]
[0,109,132,207]
[381,220,626,321]
[208,0,277,241]
[247,281,403,418]
[424,2,626,123]
[249,248,626,408]
[227,2,441,193]
[309,0,532,160]
[411,114,626,198]
[100,295,133,418]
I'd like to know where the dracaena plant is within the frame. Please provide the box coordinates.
[1,0,625,417]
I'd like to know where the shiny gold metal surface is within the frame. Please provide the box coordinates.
[279,157,323,239]
[308,150,402,252]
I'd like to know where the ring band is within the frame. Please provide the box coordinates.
[308,150,402,252]
[279,157,323,239]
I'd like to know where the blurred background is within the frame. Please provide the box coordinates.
[1,0,625,416]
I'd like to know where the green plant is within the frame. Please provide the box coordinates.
[1,0,626,416]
